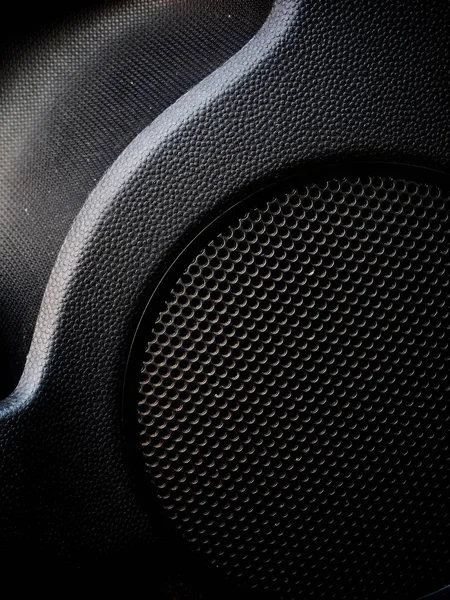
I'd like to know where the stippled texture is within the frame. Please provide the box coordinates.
[0,0,449,597]
[0,0,272,397]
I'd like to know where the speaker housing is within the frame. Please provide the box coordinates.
[0,1,449,597]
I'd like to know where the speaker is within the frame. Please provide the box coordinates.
[1,1,449,597]
[132,167,450,598]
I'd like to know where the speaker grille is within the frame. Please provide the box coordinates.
[138,174,450,598]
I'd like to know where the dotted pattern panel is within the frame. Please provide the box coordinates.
[138,176,450,598]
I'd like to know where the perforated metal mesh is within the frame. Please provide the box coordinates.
[138,175,450,599]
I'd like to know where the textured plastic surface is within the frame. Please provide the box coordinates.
[138,172,450,598]
[0,0,272,397]
[0,0,449,597]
